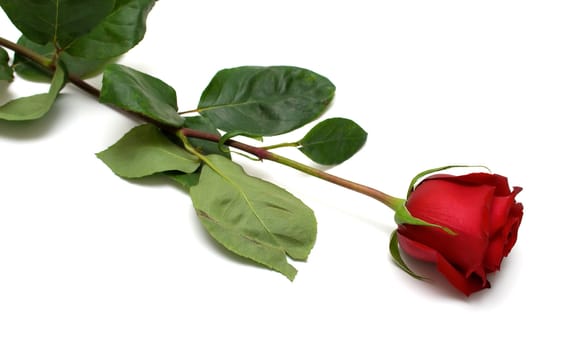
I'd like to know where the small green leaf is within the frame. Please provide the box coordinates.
[0,63,67,121]
[96,124,200,178]
[198,66,335,136]
[0,0,115,48]
[298,118,367,165]
[0,47,14,82]
[389,230,427,280]
[189,155,317,280]
[182,116,230,158]
[100,64,184,128]
[14,36,113,82]
[66,0,156,59]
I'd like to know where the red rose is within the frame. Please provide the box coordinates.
[396,172,523,296]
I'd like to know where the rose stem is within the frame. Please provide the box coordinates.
[178,128,402,209]
[0,36,403,211]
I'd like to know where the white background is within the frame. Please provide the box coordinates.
[1,1,572,349]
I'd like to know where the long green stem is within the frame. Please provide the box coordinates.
[179,128,403,210]
[0,35,403,212]
[0,36,102,99]
[270,152,403,210]
[0,36,51,68]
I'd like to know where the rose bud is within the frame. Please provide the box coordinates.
[392,170,523,296]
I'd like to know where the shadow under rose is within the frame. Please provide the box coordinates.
[391,252,518,301]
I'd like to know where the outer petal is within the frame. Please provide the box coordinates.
[483,187,523,271]
[504,187,524,256]
[398,234,489,296]
[397,232,437,263]
[437,254,490,296]
[399,223,488,286]
[403,179,494,273]
[425,173,511,196]
[490,195,515,233]
[483,233,506,272]
[406,178,494,238]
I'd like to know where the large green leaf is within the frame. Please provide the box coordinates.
[0,0,115,48]
[198,66,335,136]
[11,0,154,81]
[66,0,156,59]
[182,116,230,158]
[100,64,184,128]
[298,118,367,165]
[0,47,13,82]
[14,36,112,82]
[189,155,317,280]
[0,64,67,121]
[96,124,200,178]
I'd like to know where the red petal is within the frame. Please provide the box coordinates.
[502,200,523,256]
[398,232,437,263]
[491,186,522,231]
[484,188,523,270]
[490,195,514,233]
[403,178,494,272]
[407,178,494,238]
[399,223,488,282]
[437,254,490,296]
[426,173,512,196]
[483,234,505,272]
[398,234,489,296]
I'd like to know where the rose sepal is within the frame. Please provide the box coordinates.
[389,230,428,280]
[393,200,456,236]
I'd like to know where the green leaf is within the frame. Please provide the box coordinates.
[0,63,67,121]
[14,36,113,82]
[298,118,367,165]
[96,124,200,178]
[0,47,14,82]
[100,64,184,128]
[198,66,335,136]
[66,0,156,59]
[183,116,230,158]
[389,230,426,280]
[12,0,155,81]
[189,155,317,280]
[0,0,115,48]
